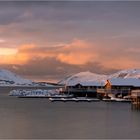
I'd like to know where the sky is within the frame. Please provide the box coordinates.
[0,1,140,82]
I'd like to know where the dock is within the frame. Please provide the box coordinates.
[49,97,100,102]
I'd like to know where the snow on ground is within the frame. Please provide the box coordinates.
[109,69,140,79]
[9,89,59,96]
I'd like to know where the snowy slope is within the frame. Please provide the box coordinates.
[59,69,140,86]
[0,69,32,86]
[0,69,59,87]
[109,69,140,79]
[59,71,107,86]
[2,68,140,87]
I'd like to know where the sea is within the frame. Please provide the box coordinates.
[0,88,140,139]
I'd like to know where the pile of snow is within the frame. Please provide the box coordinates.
[9,89,59,96]
[0,69,32,86]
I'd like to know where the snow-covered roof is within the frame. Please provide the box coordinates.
[66,80,105,86]
[110,78,140,87]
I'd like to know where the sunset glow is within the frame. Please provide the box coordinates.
[0,1,140,81]
[0,48,17,55]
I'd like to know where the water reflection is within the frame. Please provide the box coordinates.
[0,91,140,139]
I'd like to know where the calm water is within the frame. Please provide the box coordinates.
[0,89,140,139]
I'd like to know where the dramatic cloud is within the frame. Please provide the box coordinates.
[0,1,140,81]
[0,38,139,82]
[0,58,119,82]
[56,39,98,65]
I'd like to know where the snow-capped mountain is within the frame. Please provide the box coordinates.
[59,71,107,86]
[109,69,140,79]
[0,69,33,86]
[2,68,140,87]
[59,69,140,86]
[0,69,60,87]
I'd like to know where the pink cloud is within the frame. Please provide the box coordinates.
[0,39,140,71]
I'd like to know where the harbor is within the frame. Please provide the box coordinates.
[0,89,140,139]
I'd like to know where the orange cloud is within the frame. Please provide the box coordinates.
[18,44,36,52]
[0,48,17,55]
[0,52,29,65]
[0,40,99,65]
[0,44,57,64]
[102,57,138,70]
[0,44,35,64]
[57,39,98,65]
[0,39,140,71]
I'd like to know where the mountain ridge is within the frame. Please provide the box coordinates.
[59,69,140,86]
[1,68,140,86]
[0,69,32,86]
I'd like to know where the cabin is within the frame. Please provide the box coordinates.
[64,81,100,97]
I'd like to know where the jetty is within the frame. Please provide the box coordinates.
[49,97,100,102]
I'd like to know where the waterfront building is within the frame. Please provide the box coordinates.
[63,81,100,97]
[62,78,140,98]
[97,78,140,98]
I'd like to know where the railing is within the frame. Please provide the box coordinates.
[66,88,97,92]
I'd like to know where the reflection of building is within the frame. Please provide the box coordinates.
[131,90,140,109]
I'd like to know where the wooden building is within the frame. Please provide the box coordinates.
[62,78,140,98]
[97,78,140,98]
[63,81,100,97]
